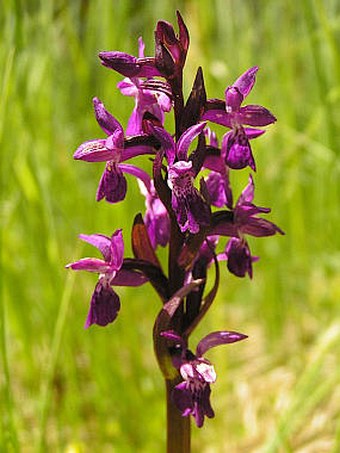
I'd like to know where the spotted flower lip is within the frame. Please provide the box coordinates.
[73,97,153,203]
[66,230,147,328]
[160,330,247,427]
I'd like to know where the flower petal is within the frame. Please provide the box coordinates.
[238,105,276,126]
[177,122,206,161]
[99,51,161,77]
[93,97,124,136]
[196,330,248,356]
[240,217,284,237]
[205,170,233,208]
[225,237,256,278]
[201,109,232,128]
[73,139,115,162]
[78,233,112,261]
[150,124,176,165]
[96,163,127,203]
[109,229,124,269]
[65,257,109,273]
[231,66,258,98]
[110,269,148,286]
[85,282,121,328]
[222,129,256,171]
[237,174,255,206]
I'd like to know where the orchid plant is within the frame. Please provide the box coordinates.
[66,11,283,452]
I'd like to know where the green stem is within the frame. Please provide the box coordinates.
[166,378,191,453]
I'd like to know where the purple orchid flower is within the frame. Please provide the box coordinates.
[212,174,283,277]
[66,230,147,328]
[138,178,170,248]
[203,66,276,170]
[73,97,154,203]
[161,330,248,427]
[117,37,172,136]
[151,123,211,234]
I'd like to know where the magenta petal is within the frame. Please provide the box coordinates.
[79,234,112,261]
[244,128,265,140]
[73,139,115,162]
[99,51,161,77]
[119,164,151,192]
[109,229,124,269]
[240,217,284,237]
[66,258,109,273]
[177,122,206,161]
[110,269,148,286]
[96,163,127,203]
[226,237,255,278]
[144,194,170,248]
[93,97,124,136]
[85,282,121,328]
[201,109,232,128]
[238,105,276,126]
[232,66,258,98]
[150,124,176,164]
[222,129,256,171]
[225,86,243,112]
[138,36,145,58]
[237,174,255,205]
[205,171,233,208]
[117,78,137,97]
[196,331,248,356]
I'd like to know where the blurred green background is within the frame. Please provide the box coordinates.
[1,0,340,451]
